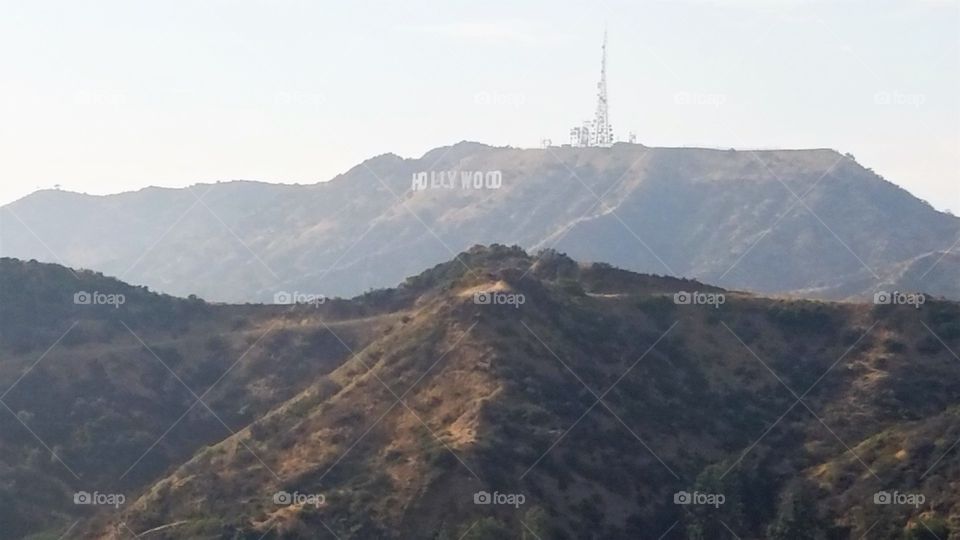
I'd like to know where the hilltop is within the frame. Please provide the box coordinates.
[2,142,957,303]
[2,247,959,539]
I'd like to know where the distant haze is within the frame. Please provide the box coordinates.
[3,142,958,303]
[1,0,957,212]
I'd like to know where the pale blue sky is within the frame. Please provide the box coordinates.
[2,0,958,211]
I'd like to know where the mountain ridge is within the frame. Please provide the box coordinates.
[2,247,959,538]
[2,142,957,304]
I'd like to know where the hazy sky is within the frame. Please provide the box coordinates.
[2,0,958,211]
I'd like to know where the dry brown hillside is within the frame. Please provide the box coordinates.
[36,245,957,540]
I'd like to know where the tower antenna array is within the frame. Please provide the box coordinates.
[592,29,613,146]
[570,30,615,147]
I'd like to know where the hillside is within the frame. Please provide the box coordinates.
[0,258,410,538]
[2,142,957,303]
[3,247,959,539]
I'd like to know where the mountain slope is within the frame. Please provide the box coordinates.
[22,245,951,540]
[2,142,957,303]
[0,258,415,538]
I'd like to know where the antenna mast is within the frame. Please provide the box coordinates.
[591,29,614,146]
[568,29,618,147]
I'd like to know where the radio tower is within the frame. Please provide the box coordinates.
[591,29,614,147]
[569,29,617,147]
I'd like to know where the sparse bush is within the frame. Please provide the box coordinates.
[904,515,950,540]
